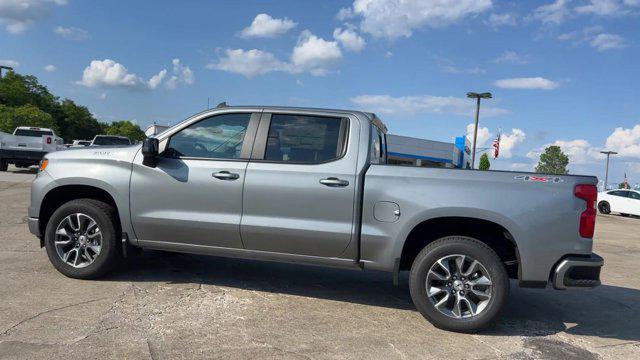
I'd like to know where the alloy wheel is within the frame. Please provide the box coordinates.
[426,254,492,319]
[54,213,102,268]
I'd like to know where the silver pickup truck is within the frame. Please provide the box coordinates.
[27,106,603,332]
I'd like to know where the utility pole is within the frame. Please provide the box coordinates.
[0,65,14,79]
[466,92,492,169]
[600,151,618,190]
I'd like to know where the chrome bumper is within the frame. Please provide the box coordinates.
[27,217,41,237]
[552,253,603,290]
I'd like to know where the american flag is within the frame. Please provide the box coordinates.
[492,131,501,159]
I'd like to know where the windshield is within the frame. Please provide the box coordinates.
[92,136,131,145]
[14,129,53,137]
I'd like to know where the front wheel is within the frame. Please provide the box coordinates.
[598,201,611,214]
[409,236,509,332]
[44,199,122,279]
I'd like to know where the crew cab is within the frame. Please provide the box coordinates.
[0,126,64,171]
[27,106,603,332]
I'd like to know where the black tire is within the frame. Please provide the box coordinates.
[409,236,509,333]
[621,213,630,217]
[44,199,122,279]
[598,201,611,214]
[0,159,7,172]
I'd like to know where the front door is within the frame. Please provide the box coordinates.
[241,112,357,257]
[130,112,259,248]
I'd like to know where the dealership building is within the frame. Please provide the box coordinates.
[386,134,471,169]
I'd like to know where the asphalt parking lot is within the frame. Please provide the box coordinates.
[1,167,639,359]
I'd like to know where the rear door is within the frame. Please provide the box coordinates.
[240,111,358,257]
[627,191,640,215]
[130,112,260,248]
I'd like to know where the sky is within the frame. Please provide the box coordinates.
[1,0,639,186]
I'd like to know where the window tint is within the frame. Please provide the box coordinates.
[264,114,346,163]
[14,129,53,137]
[93,136,131,145]
[609,190,629,197]
[167,113,251,159]
[370,124,386,164]
[629,192,640,200]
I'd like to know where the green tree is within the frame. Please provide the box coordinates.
[478,153,491,171]
[105,121,146,142]
[59,99,103,141]
[618,182,629,189]
[0,104,58,133]
[535,145,569,175]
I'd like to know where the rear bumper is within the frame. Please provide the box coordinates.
[552,253,603,290]
[27,217,41,237]
[0,149,47,161]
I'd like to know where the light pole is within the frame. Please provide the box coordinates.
[600,151,617,190]
[467,92,492,169]
[0,65,14,79]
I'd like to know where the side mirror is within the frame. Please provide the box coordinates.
[141,138,159,167]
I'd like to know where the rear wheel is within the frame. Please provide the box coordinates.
[598,201,610,214]
[409,236,509,333]
[0,159,7,172]
[44,199,122,279]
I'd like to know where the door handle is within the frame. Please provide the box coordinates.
[212,171,240,180]
[320,177,349,187]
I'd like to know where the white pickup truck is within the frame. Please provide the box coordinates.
[0,126,64,171]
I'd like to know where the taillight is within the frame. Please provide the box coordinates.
[46,137,52,144]
[575,184,597,238]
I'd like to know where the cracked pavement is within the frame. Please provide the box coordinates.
[1,171,640,359]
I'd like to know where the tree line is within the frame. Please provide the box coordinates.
[0,72,145,142]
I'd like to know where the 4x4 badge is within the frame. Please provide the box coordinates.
[514,175,564,183]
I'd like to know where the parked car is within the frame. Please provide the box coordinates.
[598,189,640,217]
[0,126,64,171]
[28,106,603,332]
[90,135,132,146]
[71,140,92,147]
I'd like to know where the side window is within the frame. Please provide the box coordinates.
[166,113,251,159]
[629,192,640,200]
[608,191,627,197]
[264,114,347,163]
[370,125,386,164]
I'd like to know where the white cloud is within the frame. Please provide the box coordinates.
[43,64,56,72]
[164,58,195,89]
[466,123,492,148]
[240,13,296,38]
[0,59,19,67]
[350,94,509,117]
[333,27,366,52]
[575,0,630,16]
[494,77,559,90]
[78,59,143,88]
[590,33,627,51]
[604,124,640,158]
[500,128,527,158]
[207,49,290,78]
[532,0,571,25]
[78,58,193,90]
[0,0,66,34]
[493,50,529,64]
[347,0,492,39]
[291,31,342,75]
[336,7,354,21]
[384,51,393,58]
[527,139,603,165]
[54,26,89,40]
[486,13,517,28]
[510,162,534,172]
[147,69,167,90]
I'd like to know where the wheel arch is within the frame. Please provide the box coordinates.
[39,184,121,237]
[399,216,521,280]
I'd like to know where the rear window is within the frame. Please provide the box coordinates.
[264,114,347,164]
[14,129,53,137]
[93,136,131,145]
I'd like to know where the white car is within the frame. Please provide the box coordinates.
[597,189,640,217]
